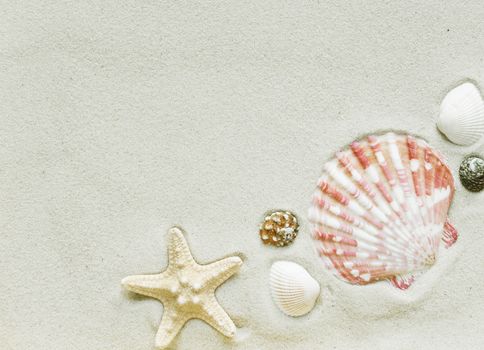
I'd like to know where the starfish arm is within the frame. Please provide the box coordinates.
[121,273,171,300]
[167,227,196,268]
[202,256,242,287]
[154,307,189,349]
[200,296,237,338]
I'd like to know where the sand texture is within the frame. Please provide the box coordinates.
[1,1,483,349]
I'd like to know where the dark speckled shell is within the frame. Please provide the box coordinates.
[459,155,484,192]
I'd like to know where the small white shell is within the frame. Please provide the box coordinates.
[437,82,484,146]
[270,261,320,317]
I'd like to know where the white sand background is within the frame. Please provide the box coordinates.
[1,1,484,349]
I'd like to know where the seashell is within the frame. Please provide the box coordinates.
[459,155,484,192]
[437,82,484,146]
[259,210,299,247]
[308,132,458,290]
[270,261,320,317]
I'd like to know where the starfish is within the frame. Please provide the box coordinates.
[122,227,243,349]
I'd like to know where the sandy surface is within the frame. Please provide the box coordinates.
[1,1,484,349]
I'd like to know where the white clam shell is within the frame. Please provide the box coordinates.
[270,261,320,317]
[437,82,484,146]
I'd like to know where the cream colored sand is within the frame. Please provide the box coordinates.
[1,2,483,349]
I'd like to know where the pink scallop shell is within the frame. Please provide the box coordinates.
[308,132,457,290]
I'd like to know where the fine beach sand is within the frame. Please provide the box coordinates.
[1,2,484,349]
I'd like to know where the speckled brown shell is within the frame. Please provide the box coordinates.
[259,210,299,247]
